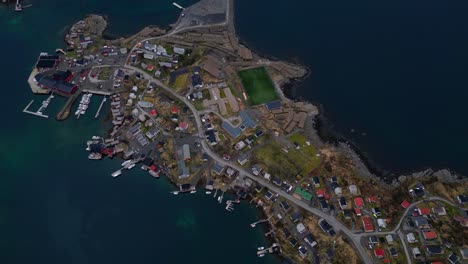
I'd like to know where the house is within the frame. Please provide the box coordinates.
[304,234,317,247]
[35,74,78,95]
[331,176,338,183]
[368,196,378,204]
[432,207,447,216]
[407,233,417,243]
[143,53,154,60]
[245,135,255,145]
[173,46,185,55]
[272,178,282,187]
[296,223,307,234]
[349,185,358,195]
[355,208,362,216]
[369,236,378,245]
[362,216,375,232]
[453,215,468,227]
[343,209,351,219]
[251,164,262,176]
[418,207,431,216]
[385,234,394,244]
[456,195,468,204]
[182,144,191,161]
[410,184,426,197]
[317,189,327,198]
[372,207,381,217]
[290,212,302,223]
[412,247,422,259]
[460,248,468,260]
[294,187,312,201]
[312,176,320,187]
[265,191,273,200]
[401,200,410,209]
[280,200,291,211]
[354,197,364,208]
[177,160,190,179]
[282,227,291,238]
[235,140,246,150]
[339,197,347,209]
[423,230,438,240]
[448,252,461,264]
[289,238,298,247]
[205,130,217,145]
[298,246,308,258]
[212,162,225,175]
[374,248,385,259]
[225,167,237,178]
[425,245,443,255]
[319,200,329,211]
[378,218,388,228]
[263,172,271,181]
[389,248,398,258]
[414,216,430,229]
[237,154,248,165]
[191,73,203,88]
[318,218,335,236]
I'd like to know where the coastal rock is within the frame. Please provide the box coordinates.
[398,175,407,183]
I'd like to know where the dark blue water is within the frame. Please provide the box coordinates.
[0,1,281,263]
[235,0,468,175]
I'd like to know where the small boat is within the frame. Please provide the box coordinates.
[205,191,212,195]
[121,160,132,166]
[88,153,102,160]
[148,170,160,178]
[258,254,265,258]
[127,164,135,169]
[257,247,264,250]
[190,190,196,194]
[80,110,85,114]
[111,170,122,177]
[171,191,179,195]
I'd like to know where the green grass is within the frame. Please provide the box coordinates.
[238,67,279,105]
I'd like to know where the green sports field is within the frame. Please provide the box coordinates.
[238,67,279,105]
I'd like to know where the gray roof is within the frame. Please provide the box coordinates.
[213,162,225,175]
[183,144,191,160]
[222,110,257,138]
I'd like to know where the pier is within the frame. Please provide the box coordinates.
[172,2,185,10]
[22,93,55,119]
[56,92,80,121]
[257,243,278,256]
[250,217,270,228]
[23,100,48,118]
[95,96,107,118]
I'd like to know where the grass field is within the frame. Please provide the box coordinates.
[238,67,279,105]
[254,134,321,180]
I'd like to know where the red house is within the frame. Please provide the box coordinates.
[422,231,438,240]
[401,200,410,209]
[171,106,179,114]
[362,216,375,232]
[355,208,362,217]
[374,248,385,258]
[354,197,364,208]
[368,196,378,203]
[418,207,431,216]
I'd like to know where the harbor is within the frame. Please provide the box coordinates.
[22,93,55,118]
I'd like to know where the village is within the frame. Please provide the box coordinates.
[24,1,468,263]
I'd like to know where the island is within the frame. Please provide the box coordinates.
[25,0,468,263]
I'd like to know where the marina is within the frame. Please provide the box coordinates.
[22,93,55,119]
[75,93,92,119]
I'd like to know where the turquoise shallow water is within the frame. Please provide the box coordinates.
[0,2,281,263]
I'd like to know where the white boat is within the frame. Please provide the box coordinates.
[80,110,85,114]
[121,160,132,166]
[258,254,265,258]
[88,153,102,160]
[190,190,196,194]
[111,170,122,177]
[205,191,212,195]
[257,247,264,250]
[75,110,80,115]
[172,191,179,195]
[127,164,135,169]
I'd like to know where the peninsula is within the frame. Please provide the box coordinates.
[25,0,468,263]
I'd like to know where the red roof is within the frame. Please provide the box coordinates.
[368,196,377,203]
[316,189,326,197]
[374,248,385,258]
[354,197,364,207]
[149,165,156,171]
[422,231,437,240]
[179,122,189,130]
[362,216,375,232]
[355,208,362,216]
[418,207,431,215]
[401,200,410,208]
[149,109,157,116]
[383,259,390,263]
[147,64,154,71]
[171,106,179,114]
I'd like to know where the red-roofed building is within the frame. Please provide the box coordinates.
[149,109,157,116]
[368,196,377,203]
[362,216,375,232]
[423,231,438,240]
[171,106,179,114]
[355,208,362,217]
[383,258,390,263]
[418,207,431,216]
[354,197,364,208]
[147,64,154,71]
[401,200,410,209]
[178,122,189,130]
[316,189,326,198]
[374,248,385,258]
[453,215,468,227]
[149,165,156,171]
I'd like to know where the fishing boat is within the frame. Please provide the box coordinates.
[88,153,102,160]
[111,170,122,177]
